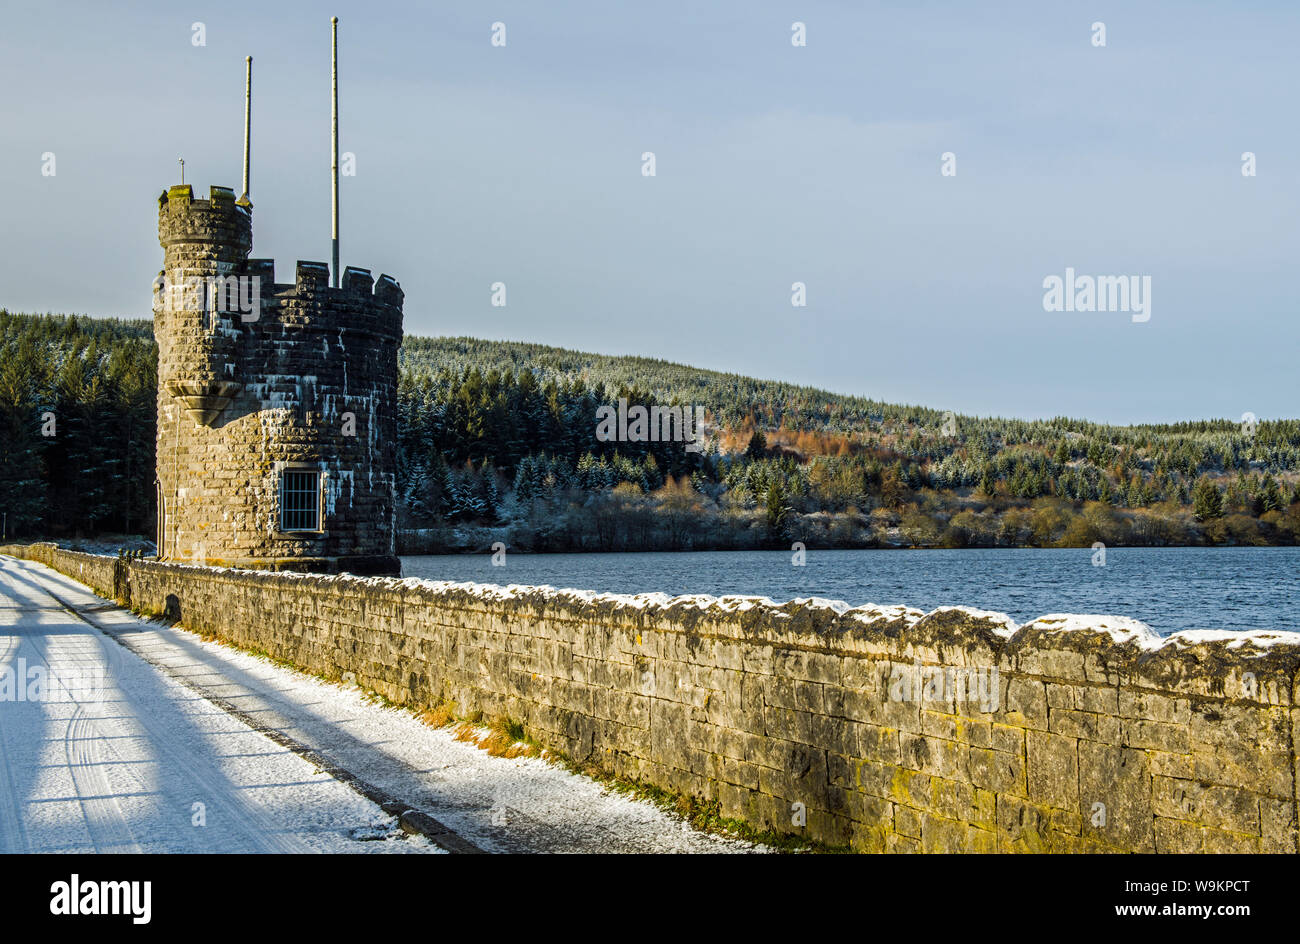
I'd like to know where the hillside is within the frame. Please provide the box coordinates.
[403,336,1283,440]
[402,335,1298,463]
[2,311,1298,550]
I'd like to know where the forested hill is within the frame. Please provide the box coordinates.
[403,336,1061,435]
[3,311,1299,550]
[401,335,1292,446]
[0,312,156,538]
[401,336,913,434]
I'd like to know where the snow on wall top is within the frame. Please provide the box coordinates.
[103,551,1300,658]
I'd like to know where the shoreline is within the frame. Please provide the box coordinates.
[395,539,1300,556]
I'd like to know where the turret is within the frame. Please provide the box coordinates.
[152,27,403,576]
[156,184,251,425]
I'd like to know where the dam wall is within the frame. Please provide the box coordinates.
[5,542,1296,853]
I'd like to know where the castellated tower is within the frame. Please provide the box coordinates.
[154,184,403,575]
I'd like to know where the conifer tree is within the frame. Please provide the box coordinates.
[1192,477,1224,521]
[428,453,452,518]
[479,458,500,522]
[1260,474,1283,513]
[513,455,536,505]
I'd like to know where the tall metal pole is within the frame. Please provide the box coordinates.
[242,56,252,201]
[331,16,340,288]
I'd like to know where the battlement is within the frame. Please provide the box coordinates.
[295,260,330,289]
[375,273,403,306]
[158,183,251,255]
[232,259,405,318]
[343,266,373,293]
[156,185,403,327]
[158,184,247,213]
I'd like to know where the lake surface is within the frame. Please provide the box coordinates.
[401,547,1299,635]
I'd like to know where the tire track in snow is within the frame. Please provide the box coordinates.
[0,622,30,854]
[20,609,313,854]
[19,609,146,854]
[62,700,145,854]
[0,716,30,853]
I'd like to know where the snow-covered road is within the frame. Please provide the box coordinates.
[0,555,758,854]
[0,555,438,854]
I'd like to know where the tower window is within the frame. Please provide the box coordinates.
[280,470,322,531]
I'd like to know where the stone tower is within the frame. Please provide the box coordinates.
[153,184,403,575]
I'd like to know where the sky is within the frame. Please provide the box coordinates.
[1,0,1296,425]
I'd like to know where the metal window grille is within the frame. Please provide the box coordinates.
[281,470,321,531]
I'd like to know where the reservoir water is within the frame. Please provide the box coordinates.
[401,546,1299,635]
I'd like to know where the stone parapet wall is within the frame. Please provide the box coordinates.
[4,543,1296,853]
[4,544,121,599]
